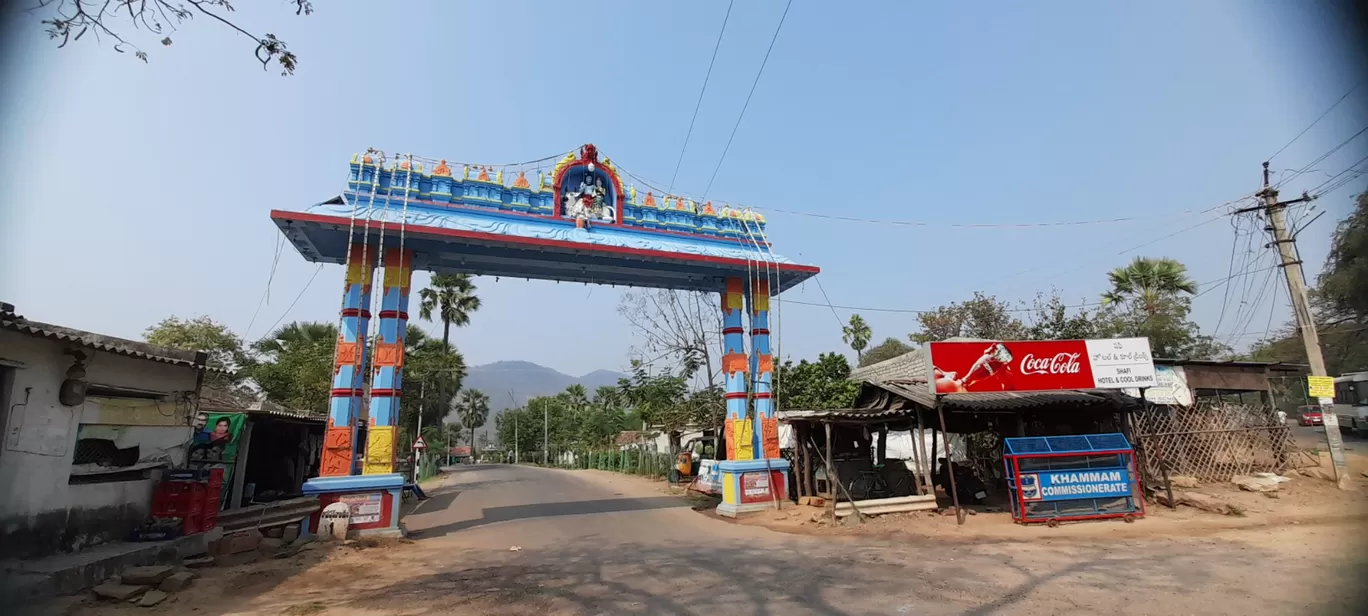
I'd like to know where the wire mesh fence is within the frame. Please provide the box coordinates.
[1134,402,1297,483]
[514,447,677,480]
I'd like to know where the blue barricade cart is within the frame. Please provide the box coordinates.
[1002,433,1144,526]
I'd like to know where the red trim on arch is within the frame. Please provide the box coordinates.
[724,392,750,400]
[330,388,365,397]
[377,310,409,320]
[369,388,403,397]
[750,328,770,336]
[753,392,773,399]
[340,308,372,318]
[722,327,745,335]
[271,210,821,275]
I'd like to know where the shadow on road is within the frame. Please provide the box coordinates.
[412,496,688,537]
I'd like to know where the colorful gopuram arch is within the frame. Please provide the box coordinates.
[271,144,820,533]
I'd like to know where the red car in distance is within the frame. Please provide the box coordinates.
[1297,406,1324,426]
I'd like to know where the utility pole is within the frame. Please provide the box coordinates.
[543,398,549,466]
[1240,162,1349,489]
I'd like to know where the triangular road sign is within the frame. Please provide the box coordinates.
[412,436,428,450]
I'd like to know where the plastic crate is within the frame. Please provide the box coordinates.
[151,481,195,517]
[182,511,202,535]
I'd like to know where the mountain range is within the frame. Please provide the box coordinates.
[462,360,626,415]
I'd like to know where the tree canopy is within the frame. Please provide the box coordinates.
[143,315,248,377]
[858,337,913,367]
[37,0,313,74]
[418,274,482,351]
[841,314,872,360]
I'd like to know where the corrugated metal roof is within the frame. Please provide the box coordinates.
[849,350,926,384]
[2,304,219,371]
[779,379,1137,420]
[200,387,325,422]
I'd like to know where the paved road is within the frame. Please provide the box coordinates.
[382,464,1365,615]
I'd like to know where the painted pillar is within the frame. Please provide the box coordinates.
[716,276,791,517]
[322,243,375,477]
[720,277,752,462]
[364,247,413,475]
[749,279,781,460]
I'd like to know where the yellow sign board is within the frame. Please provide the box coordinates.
[1307,376,1335,399]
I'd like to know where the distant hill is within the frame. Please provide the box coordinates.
[462,361,626,414]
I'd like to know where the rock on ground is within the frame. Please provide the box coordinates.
[92,583,148,602]
[1232,474,1286,493]
[138,590,169,607]
[1169,475,1200,488]
[158,572,195,593]
[1154,490,1242,515]
[120,566,174,586]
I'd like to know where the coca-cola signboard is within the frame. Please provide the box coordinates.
[927,338,1156,394]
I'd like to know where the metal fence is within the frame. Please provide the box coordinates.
[517,447,677,480]
[1134,402,1296,483]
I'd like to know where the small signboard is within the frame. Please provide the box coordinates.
[1019,469,1133,502]
[339,493,384,524]
[1307,376,1335,399]
[740,471,781,504]
[412,436,427,450]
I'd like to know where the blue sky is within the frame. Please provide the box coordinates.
[2,1,1365,377]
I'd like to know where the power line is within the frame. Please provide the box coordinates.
[622,162,1251,230]
[1211,215,1247,336]
[243,233,286,341]
[788,267,1273,317]
[1268,79,1362,162]
[701,0,794,200]
[253,264,324,345]
[1276,122,1368,188]
[1308,152,1368,197]
[668,0,734,194]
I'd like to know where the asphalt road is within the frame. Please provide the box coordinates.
[385,463,1366,616]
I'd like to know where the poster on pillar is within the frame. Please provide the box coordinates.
[739,471,783,504]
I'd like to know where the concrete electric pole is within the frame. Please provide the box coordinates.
[1239,162,1350,489]
[543,398,549,466]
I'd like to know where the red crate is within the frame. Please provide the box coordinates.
[182,511,202,535]
[201,510,218,531]
[207,468,224,488]
[151,480,196,517]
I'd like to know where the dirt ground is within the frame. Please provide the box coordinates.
[34,464,1368,616]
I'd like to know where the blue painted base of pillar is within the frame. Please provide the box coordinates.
[302,474,406,538]
[716,459,790,518]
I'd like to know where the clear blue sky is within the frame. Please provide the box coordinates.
[2,1,1365,376]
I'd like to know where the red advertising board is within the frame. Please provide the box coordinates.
[927,338,1156,394]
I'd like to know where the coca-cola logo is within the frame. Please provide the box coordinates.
[1019,352,1082,375]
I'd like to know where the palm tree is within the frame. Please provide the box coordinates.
[456,389,491,457]
[1102,257,1198,314]
[418,273,482,351]
[841,314,872,360]
[252,321,337,355]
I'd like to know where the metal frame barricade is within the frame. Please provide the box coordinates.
[1003,433,1145,526]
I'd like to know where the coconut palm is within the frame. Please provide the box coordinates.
[841,314,872,360]
[418,273,482,351]
[1102,257,1198,314]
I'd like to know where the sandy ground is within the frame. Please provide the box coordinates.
[38,463,1368,616]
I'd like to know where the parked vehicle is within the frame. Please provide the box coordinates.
[1333,372,1368,437]
[1297,406,1323,426]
